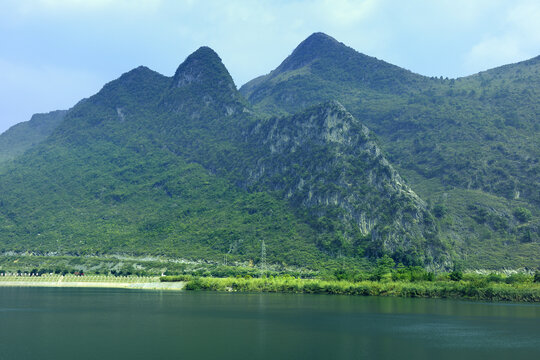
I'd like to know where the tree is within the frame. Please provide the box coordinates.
[433,204,447,218]
[372,255,395,281]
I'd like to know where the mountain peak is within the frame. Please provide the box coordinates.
[275,32,347,73]
[240,32,428,105]
[164,46,246,116]
[172,46,235,89]
[300,32,340,49]
[103,65,165,88]
[88,65,169,108]
[124,65,153,75]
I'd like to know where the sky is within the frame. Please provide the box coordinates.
[1,0,539,133]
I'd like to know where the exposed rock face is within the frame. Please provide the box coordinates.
[245,101,444,266]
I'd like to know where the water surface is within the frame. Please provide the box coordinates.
[0,288,538,359]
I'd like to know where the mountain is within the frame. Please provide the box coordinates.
[0,110,67,164]
[1,35,538,272]
[0,45,452,270]
[240,33,539,269]
[0,46,440,271]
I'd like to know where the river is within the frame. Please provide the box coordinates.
[0,287,538,359]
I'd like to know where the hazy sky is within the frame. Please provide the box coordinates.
[1,0,539,133]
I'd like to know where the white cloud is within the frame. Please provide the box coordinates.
[466,36,526,70]
[464,0,540,73]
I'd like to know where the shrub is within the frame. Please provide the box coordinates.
[184,278,204,290]
[513,207,532,223]
[449,271,463,281]
[487,273,505,283]
[160,274,193,282]
[409,266,428,282]
[506,273,531,284]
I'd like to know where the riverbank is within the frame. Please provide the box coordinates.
[3,274,539,302]
[171,276,540,302]
[0,275,185,290]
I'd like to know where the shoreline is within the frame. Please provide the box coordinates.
[0,281,186,290]
[177,276,540,303]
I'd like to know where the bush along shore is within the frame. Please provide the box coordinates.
[161,265,540,303]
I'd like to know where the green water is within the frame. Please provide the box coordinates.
[0,288,538,359]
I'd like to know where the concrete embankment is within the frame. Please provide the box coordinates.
[0,276,185,290]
